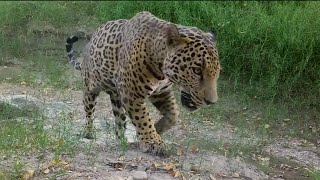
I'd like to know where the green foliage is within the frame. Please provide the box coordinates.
[0,102,79,177]
[96,1,320,101]
[0,103,49,153]
[0,1,97,57]
[0,1,319,101]
[0,102,37,119]
[309,170,320,180]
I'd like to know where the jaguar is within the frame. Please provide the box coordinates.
[65,11,221,155]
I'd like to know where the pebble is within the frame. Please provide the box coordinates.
[137,166,147,171]
[149,175,163,180]
[132,171,147,180]
[232,172,240,178]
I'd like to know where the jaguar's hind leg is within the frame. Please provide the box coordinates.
[108,90,128,142]
[82,89,100,139]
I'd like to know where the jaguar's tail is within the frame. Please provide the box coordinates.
[65,31,92,71]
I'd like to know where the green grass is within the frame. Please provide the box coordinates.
[95,1,320,102]
[0,55,81,90]
[0,102,80,178]
[0,102,47,152]
[0,1,95,90]
[310,171,320,180]
[0,102,76,154]
[1,1,319,102]
[180,76,319,145]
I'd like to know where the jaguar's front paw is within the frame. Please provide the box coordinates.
[155,117,176,135]
[139,140,168,156]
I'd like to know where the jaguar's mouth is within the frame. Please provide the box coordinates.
[181,91,198,112]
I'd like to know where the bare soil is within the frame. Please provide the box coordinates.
[0,83,319,180]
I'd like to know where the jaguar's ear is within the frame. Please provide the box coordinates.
[166,24,192,47]
[207,30,217,43]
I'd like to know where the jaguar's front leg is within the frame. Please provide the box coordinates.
[122,96,167,155]
[149,90,179,135]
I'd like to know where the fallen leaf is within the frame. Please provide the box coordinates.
[257,156,270,166]
[181,174,187,180]
[63,163,72,170]
[118,156,126,161]
[22,170,34,180]
[58,139,65,146]
[152,162,160,169]
[173,170,181,178]
[209,174,217,180]
[190,165,201,174]
[117,167,124,171]
[223,143,231,150]
[43,168,50,174]
[191,145,199,154]
[163,163,175,172]
[217,172,227,177]
[135,156,142,162]
[280,163,291,170]
[177,148,183,156]
[52,159,60,165]
[107,162,125,171]
[60,160,68,165]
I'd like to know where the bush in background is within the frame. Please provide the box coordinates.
[0,1,319,103]
[96,1,320,102]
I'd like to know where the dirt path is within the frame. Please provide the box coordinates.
[0,83,319,180]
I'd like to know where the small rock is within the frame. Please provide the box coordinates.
[15,117,30,123]
[232,172,240,178]
[43,125,52,130]
[149,175,162,180]
[10,95,40,111]
[118,177,131,180]
[43,169,50,174]
[79,138,91,143]
[132,171,147,180]
[137,166,146,171]
[190,164,201,174]
[126,177,133,180]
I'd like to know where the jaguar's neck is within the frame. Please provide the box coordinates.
[143,24,172,81]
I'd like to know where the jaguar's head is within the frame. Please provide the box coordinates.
[163,24,221,111]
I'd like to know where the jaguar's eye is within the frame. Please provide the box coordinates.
[192,67,202,76]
